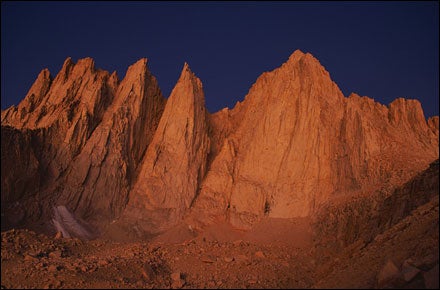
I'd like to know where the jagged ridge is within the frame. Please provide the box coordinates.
[1,50,438,238]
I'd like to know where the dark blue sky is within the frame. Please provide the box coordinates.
[1,1,439,117]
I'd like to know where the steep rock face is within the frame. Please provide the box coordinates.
[55,58,165,226]
[1,57,114,133]
[1,126,40,229]
[1,57,117,186]
[428,116,439,136]
[192,50,439,229]
[192,51,347,227]
[1,58,119,231]
[122,63,210,235]
[338,94,438,191]
[1,58,165,232]
[1,50,438,237]
[313,159,439,253]
[1,69,52,125]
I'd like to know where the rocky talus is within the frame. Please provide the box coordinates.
[312,159,439,256]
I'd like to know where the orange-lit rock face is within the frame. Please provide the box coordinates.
[1,50,438,235]
[1,57,117,187]
[56,58,166,224]
[1,57,165,230]
[191,50,438,229]
[123,63,211,234]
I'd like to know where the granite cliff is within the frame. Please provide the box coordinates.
[1,50,438,238]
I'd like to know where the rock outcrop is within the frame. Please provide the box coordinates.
[56,58,165,227]
[312,159,439,254]
[1,57,165,232]
[1,126,40,229]
[122,63,210,235]
[428,116,439,136]
[191,50,438,229]
[1,57,117,188]
[1,126,40,205]
[1,50,438,237]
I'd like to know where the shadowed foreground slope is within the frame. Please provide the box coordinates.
[1,160,438,289]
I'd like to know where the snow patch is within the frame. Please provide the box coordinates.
[52,205,94,240]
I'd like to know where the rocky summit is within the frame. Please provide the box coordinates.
[1,50,438,288]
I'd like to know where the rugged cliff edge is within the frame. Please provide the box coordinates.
[1,50,438,239]
[121,63,210,236]
[191,50,438,229]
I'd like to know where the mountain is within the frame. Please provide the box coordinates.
[2,57,165,232]
[122,63,210,236]
[190,50,438,229]
[1,50,438,238]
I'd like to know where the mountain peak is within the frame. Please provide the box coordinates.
[1,52,438,248]
[174,62,203,94]
[180,62,197,80]
[35,67,52,85]
[39,68,51,78]
[287,49,306,62]
[58,57,75,81]
[76,57,95,71]
[130,57,148,69]
[62,56,74,67]
[122,58,149,81]
[183,61,190,71]
[348,92,362,99]
[284,50,324,69]
[124,60,210,234]
[136,57,148,66]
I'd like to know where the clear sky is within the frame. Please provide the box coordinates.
[1,1,439,117]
